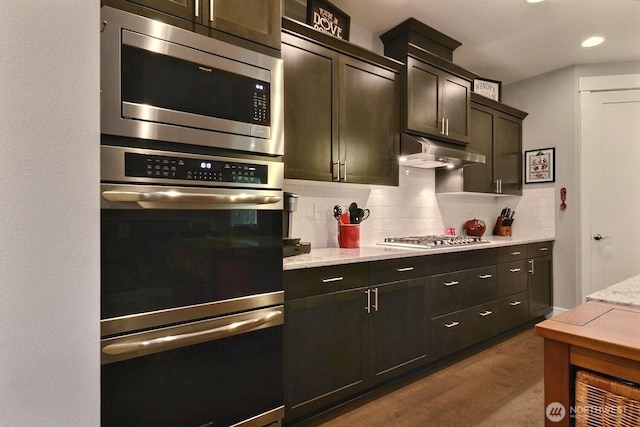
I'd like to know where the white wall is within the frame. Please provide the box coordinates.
[285,167,554,247]
[503,61,640,310]
[0,3,100,426]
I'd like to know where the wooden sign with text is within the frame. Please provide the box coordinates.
[307,0,350,41]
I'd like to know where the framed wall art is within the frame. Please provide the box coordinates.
[306,0,350,40]
[524,147,556,184]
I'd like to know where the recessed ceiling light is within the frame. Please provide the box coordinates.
[526,0,544,3]
[582,36,605,48]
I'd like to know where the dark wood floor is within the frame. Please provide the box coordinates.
[294,327,544,427]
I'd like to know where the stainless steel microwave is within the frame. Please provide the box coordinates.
[100,6,283,156]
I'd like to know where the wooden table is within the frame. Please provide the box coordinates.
[535,301,640,426]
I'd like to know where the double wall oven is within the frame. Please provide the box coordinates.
[100,7,284,427]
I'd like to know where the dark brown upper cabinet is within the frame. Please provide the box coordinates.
[105,0,281,50]
[381,18,477,149]
[406,56,473,145]
[463,94,528,195]
[282,18,401,186]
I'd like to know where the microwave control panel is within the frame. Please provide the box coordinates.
[124,152,269,184]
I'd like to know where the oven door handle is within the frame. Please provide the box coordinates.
[102,309,282,356]
[102,190,282,205]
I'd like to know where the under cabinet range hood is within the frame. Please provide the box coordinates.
[398,133,485,169]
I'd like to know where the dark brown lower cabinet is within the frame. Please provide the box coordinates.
[284,277,428,421]
[370,278,428,384]
[284,242,553,422]
[284,287,368,420]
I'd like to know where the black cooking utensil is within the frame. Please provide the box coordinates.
[356,208,370,223]
[348,202,358,224]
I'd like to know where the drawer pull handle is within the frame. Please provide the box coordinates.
[396,267,414,272]
[538,247,549,252]
[510,301,522,306]
[510,251,521,256]
[322,276,344,283]
[478,274,493,279]
[444,321,460,328]
[444,280,459,287]
[509,268,522,273]
[479,310,493,317]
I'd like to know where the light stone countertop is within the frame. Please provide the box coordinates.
[586,274,640,308]
[283,236,554,270]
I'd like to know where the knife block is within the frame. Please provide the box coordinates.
[492,216,512,236]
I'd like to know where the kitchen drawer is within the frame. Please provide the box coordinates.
[430,265,496,317]
[495,244,527,263]
[429,249,496,275]
[528,241,553,258]
[431,300,497,360]
[284,263,369,300]
[464,300,499,348]
[495,291,529,334]
[496,260,528,297]
[431,310,467,360]
[369,256,429,285]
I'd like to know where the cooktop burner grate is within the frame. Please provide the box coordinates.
[380,235,489,248]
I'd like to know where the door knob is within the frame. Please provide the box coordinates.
[593,234,611,241]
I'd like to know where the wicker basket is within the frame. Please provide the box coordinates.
[575,370,640,426]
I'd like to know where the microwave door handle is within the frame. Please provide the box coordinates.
[102,309,283,356]
[101,190,282,205]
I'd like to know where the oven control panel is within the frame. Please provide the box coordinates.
[125,152,269,184]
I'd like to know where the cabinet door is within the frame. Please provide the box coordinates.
[528,254,553,318]
[406,57,441,137]
[124,0,198,21]
[494,112,523,195]
[205,0,281,49]
[282,34,338,182]
[284,288,368,419]
[370,278,428,384]
[463,103,495,193]
[441,72,471,144]
[339,55,399,186]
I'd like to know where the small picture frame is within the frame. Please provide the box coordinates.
[524,148,556,184]
[473,78,502,102]
[306,0,350,41]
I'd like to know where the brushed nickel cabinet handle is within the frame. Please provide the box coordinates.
[444,280,459,287]
[209,0,214,22]
[529,259,535,274]
[195,0,200,17]
[478,274,493,279]
[372,288,379,312]
[322,276,343,283]
[538,247,549,252]
[444,321,460,328]
[396,267,414,272]
[365,289,371,313]
[510,301,522,306]
[478,310,493,317]
[509,268,522,273]
[510,251,521,256]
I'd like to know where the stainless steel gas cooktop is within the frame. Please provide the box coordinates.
[379,235,490,249]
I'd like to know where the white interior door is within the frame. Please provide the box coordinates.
[580,75,640,300]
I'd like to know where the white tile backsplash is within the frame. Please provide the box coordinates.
[284,167,555,248]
